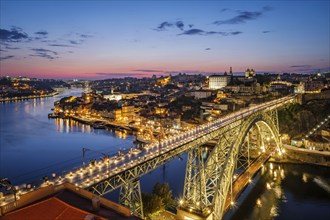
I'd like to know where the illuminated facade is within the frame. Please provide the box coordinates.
[245,68,255,78]
[208,75,230,90]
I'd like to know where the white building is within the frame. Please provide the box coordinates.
[194,90,212,99]
[208,75,230,90]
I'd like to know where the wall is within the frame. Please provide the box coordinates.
[282,144,330,167]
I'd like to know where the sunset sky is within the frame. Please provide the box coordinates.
[0,0,329,79]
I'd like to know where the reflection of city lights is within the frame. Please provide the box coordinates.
[266,182,271,190]
[302,173,308,183]
[280,169,285,179]
[256,198,262,207]
[270,163,273,170]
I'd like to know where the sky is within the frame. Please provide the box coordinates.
[0,0,329,79]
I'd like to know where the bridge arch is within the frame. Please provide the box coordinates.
[209,111,281,219]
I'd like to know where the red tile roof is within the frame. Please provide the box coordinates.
[2,197,106,220]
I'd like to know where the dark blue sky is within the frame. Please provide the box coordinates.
[0,0,329,79]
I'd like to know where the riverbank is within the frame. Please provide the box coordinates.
[69,115,138,133]
[269,144,330,167]
[0,91,59,103]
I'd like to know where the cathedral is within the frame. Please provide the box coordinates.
[245,68,255,78]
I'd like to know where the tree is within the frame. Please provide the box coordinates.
[142,193,163,218]
[142,182,176,218]
[152,182,175,209]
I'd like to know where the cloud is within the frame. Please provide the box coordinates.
[205,48,211,50]
[155,20,185,31]
[80,34,93,38]
[69,40,80,45]
[176,21,184,30]
[5,45,20,50]
[290,65,311,68]
[48,44,74,47]
[262,6,273,11]
[95,72,147,78]
[0,55,14,61]
[178,28,243,36]
[155,21,174,31]
[30,48,58,60]
[289,65,314,72]
[220,8,230,12]
[231,31,243,35]
[262,30,271,34]
[133,69,163,73]
[213,6,272,25]
[35,31,48,35]
[188,24,194,28]
[0,27,29,42]
[66,33,93,45]
[34,30,48,40]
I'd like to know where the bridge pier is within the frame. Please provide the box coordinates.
[119,178,143,218]
[176,208,212,220]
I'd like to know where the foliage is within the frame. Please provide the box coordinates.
[278,99,330,138]
[152,182,176,209]
[142,193,163,218]
[142,182,176,218]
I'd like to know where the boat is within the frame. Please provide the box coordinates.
[92,122,106,129]
[48,113,58,118]
[134,136,152,144]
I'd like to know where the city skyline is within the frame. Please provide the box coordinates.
[0,0,329,79]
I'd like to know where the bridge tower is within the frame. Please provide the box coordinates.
[178,108,281,220]
[119,178,144,218]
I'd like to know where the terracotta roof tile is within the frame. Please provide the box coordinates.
[2,197,106,220]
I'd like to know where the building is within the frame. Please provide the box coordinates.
[304,136,330,151]
[121,106,135,122]
[294,82,305,94]
[104,94,122,101]
[208,75,231,90]
[0,183,139,220]
[194,90,212,99]
[304,80,324,93]
[245,68,255,78]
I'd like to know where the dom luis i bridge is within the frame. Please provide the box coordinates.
[1,95,296,220]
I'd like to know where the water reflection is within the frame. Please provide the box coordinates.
[114,130,127,139]
[55,118,93,134]
[226,163,330,220]
[0,88,134,185]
